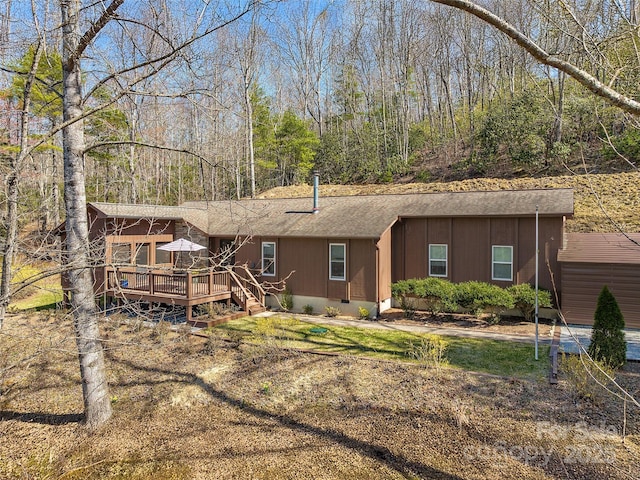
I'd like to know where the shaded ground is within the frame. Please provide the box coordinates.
[1,312,639,479]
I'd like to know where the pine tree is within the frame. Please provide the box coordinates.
[588,286,627,368]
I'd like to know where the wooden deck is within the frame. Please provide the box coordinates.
[104,266,266,322]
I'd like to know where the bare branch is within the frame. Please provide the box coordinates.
[430,0,640,115]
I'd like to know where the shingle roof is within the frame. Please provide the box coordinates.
[89,189,573,239]
[558,232,640,264]
[89,202,209,233]
[183,188,574,239]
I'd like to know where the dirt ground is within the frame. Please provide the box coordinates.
[1,312,639,480]
[378,308,554,337]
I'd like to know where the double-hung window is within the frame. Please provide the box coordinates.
[329,243,346,281]
[429,244,448,277]
[492,245,513,281]
[262,242,276,276]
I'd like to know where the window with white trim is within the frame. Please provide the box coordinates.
[329,243,346,281]
[262,242,276,276]
[429,244,448,277]
[492,245,513,281]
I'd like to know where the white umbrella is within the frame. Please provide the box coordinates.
[158,238,206,252]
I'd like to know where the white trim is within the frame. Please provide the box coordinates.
[428,244,448,277]
[262,241,276,277]
[492,245,513,281]
[329,243,346,281]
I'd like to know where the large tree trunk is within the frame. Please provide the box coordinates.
[60,0,112,429]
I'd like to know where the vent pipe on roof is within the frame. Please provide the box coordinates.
[313,171,320,214]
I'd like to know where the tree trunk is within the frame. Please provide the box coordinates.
[60,0,112,429]
[0,41,43,328]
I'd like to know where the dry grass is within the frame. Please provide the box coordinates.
[258,172,640,233]
[1,312,639,479]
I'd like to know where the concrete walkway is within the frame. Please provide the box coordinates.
[255,311,552,345]
[559,325,640,361]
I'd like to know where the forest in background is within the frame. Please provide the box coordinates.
[1,0,640,235]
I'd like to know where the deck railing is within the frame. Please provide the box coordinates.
[106,267,231,300]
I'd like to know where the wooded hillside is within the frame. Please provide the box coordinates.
[2,0,640,235]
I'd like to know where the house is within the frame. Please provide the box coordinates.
[70,184,575,322]
[558,233,640,329]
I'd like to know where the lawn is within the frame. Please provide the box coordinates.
[215,316,550,379]
[1,312,637,479]
[4,262,63,311]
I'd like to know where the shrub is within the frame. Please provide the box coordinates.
[561,353,616,404]
[280,289,293,311]
[391,278,457,315]
[420,277,457,313]
[406,334,449,370]
[588,286,626,368]
[453,281,514,317]
[507,283,553,322]
[302,304,314,315]
[358,306,370,320]
[325,306,340,317]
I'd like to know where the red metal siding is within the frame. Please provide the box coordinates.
[561,262,640,329]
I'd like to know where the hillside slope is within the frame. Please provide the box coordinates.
[258,172,640,233]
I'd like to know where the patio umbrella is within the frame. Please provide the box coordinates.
[158,238,206,252]
[158,238,207,269]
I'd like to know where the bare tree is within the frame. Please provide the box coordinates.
[429,0,640,116]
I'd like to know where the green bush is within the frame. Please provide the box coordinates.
[588,286,626,368]
[280,289,293,311]
[302,304,313,315]
[453,281,514,316]
[507,283,553,322]
[325,306,340,317]
[391,277,457,315]
[358,306,370,320]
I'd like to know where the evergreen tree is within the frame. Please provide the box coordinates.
[588,286,626,368]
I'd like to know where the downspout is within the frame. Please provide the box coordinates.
[375,238,380,318]
[313,171,319,214]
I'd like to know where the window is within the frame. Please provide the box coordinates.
[429,244,448,277]
[262,242,276,276]
[110,243,131,264]
[492,246,513,281]
[155,243,171,264]
[329,243,346,281]
[135,243,149,265]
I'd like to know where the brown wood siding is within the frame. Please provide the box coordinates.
[391,216,563,293]
[561,262,640,329]
[402,218,427,279]
[391,221,405,282]
[235,239,262,271]
[517,217,563,294]
[377,229,393,301]
[349,239,376,301]
[278,238,327,297]
[451,218,490,282]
